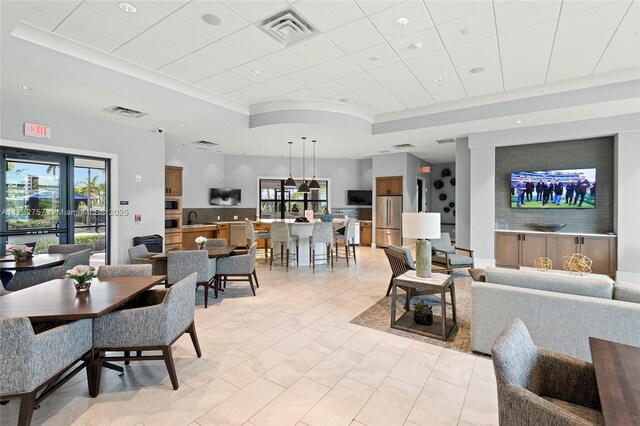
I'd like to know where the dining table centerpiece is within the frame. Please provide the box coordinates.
[66,265,94,291]
[6,244,33,262]
[195,236,207,250]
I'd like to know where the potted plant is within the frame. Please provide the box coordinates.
[6,244,33,262]
[195,236,207,250]
[66,265,94,292]
[413,299,433,326]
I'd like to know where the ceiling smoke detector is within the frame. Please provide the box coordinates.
[260,9,317,47]
[392,143,415,149]
[102,105,147,118]
[410,41,423,50]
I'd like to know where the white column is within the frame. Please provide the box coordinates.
[455,137,470,248]
[469,143,496,267]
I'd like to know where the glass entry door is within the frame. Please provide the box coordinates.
[1,149,71,253]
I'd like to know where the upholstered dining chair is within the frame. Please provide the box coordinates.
[47,244,89,254]
[245,218,269,263]
[7,249,91,291]
[334,218,357,265]
[216,243,259,296]
[0,318,93,426]
[430,233,474,270]
[167,250,216,306]
[204,238,228,247]
[128,244,166,275]
[492,319,603,426]
[0,281,10,296]
[309,222,334,273]
[92,273,201,394]
[269,222,299,272]
[96,264,152,279]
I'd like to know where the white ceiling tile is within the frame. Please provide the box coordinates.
[196,70,254,93]
[30,1,82,18]
[292,0,364,32]
[547,1,631,81]
[289,35,344,65]
[417,69,467,103]
[393,88,435,108]
[325,18,386,54]
[87,0,169,29]
[22,8,65,31]
[158,54,225,83]
[175,1,249,39]
[447,36,500,71]
[259,76,303,94]
[368,62,414,84]
[284,88,324,100]
[354,0,406,15]
[424,0,492,25]
[457,56,503,97]
[55,21,123,52]
[336,72,379,90]
[59,3,142,44]
[595,1,640,73]
[308,81,348,97]
[560,0,615,17]
[151,1,190,13]
[388,27,444,60]
[259,49,310,74]
[315,56,363,79]
[437,9,496,48]
[114,45,169,69]
[219,0,289,23]
[404,49,452,76]
[121,32,190,68]
[223,25,283,59]
[232,60,281,82]
[384,76,425,94]
[369,0,434,41]
[197,41,252,68]
[349,43,401,70]
[149,15,215,51]
[286,67,331,85]
[361,92,405,112]
[228,85,279,103]
[494,0,561,34]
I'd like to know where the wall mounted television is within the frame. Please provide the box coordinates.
[347,190,372,206]
[210,188,241,206]
[510,168,596,209]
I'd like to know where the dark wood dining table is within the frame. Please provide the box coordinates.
[150,245,237,261]
[589,337,640,426]
[0,254,67,271]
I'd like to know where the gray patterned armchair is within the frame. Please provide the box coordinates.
[47,244,89,254]
[92,273,201,395]
[167,250,215,307]
[128,244,166,275]
[216,243,259,296]
[430,232,474,270]
[0,318,93,426]
[492,319,603,426]
[7,249,91,291]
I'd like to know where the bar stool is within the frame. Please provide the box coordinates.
[245,218,270,263]
[269,222,299,272]
[309,222,334,273]
[334,218,357,265]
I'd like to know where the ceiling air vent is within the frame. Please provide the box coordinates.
[192,140,219,147]
[378,150,391,153]
[435,138,456,144]
[102,105,147,118]
[392,143,415,149]
[260,9,317,47]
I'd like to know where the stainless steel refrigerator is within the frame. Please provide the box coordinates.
[376,195,402,247]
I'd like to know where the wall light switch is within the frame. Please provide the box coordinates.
[233,215,238,220]
[135,214,142,222]
[135,175,142,182]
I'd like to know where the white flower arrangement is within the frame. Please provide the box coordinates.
[195,236,207,250]
[66,265,94,284]
[7,244,33,262]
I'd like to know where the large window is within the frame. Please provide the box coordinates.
[259,179,329,220]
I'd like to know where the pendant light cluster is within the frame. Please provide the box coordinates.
[283,137,320,193]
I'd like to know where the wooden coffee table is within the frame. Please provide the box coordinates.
[391,271,457,341]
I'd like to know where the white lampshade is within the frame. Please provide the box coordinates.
[402,213,441,239]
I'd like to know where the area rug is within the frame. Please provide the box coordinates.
[350,270,474,354]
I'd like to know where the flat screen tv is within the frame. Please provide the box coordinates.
[510,168,596,209]
[210,188,241,206]
[347,190,372,206]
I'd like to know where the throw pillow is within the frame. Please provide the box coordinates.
[468,268,486,282]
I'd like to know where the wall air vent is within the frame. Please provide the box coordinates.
[392,143,415,149]
[192,140,219,147]
[435,138,456,144]
[260,9,317,47]
[102,105,147,118]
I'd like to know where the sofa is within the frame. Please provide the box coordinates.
[471,267,640,362]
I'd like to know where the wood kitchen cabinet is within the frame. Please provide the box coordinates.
[216,223,230,244]
[376,176,403,196]
[165,165,183,195]
[360,221,372,246]
[495,232,546,268]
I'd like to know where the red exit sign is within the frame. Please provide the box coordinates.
[24,123,51,139]
[421,166,431,173]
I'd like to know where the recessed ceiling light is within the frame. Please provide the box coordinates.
[250,70,262,76]
[432,76,444,82]
[470,66,485,74]
[516,120,523,124]
[202,13,222,26]
[178,123,185,128]
[118,2,137,13]
[339,98,350,102]
[18,84,32,90]
[410,41,423,50]
[403,135,408,139]
[369,55,380,62]
[394,17,409,27]
[460,27,471,35]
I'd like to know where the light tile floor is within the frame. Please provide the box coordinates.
[1,247,498,426]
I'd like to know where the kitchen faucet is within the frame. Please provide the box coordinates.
[187,210,198,225]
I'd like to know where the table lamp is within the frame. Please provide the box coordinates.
[402,212,441,278]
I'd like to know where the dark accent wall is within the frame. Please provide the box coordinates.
[495,137,614,234]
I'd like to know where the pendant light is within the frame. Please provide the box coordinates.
[284,141,297,188]
[297,137,310,194]
[309,139,321,191]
